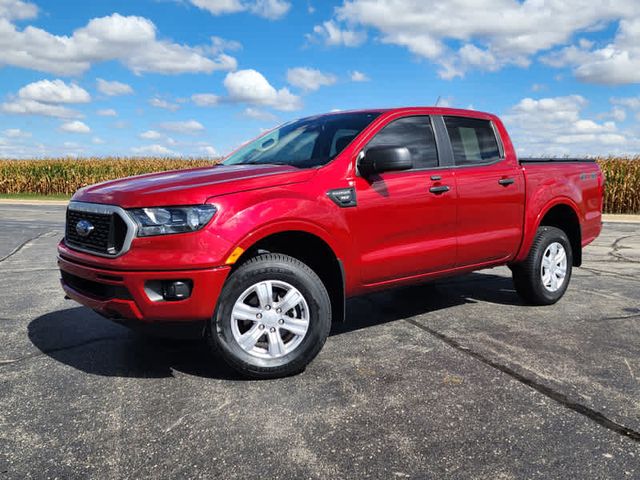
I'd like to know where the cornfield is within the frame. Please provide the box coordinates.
[597,157,640,214]
[0,156,639,213]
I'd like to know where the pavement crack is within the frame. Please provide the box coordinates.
[405,318,640,443]
[579,266,640,283]
[623,359,637,382]
[0,230,57,263]
[602,313,640,321]
[609,235,640,264]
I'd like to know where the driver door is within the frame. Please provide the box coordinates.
[348,115,458,286]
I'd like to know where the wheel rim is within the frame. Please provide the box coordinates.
[230,280,310,359]
[540,242,568,292]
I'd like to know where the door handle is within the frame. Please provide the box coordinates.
[498,178,515,186]
[429,185,450,194]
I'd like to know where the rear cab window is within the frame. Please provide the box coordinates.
[366,116,439,169]
[443,116,502,166]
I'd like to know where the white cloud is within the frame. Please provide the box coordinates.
[189,0,290,19]
[60,120,90,134]
[149,97,180,111]
[249,0,290,20]
[224,69,302,111]
[92,136,105,144]
[318,0,640,79]
[309,20,366,47]
[1,79,89,118]
[503,95,633,156]
[96,79,133,96]
[189,0,245,15]
[192,93,220,106]
[286,67,337,92]
[0,9,238,75]
[2,128,31,138]
[18,79,90,104]
[611,97,640,110]
[139,130,163,140]
[210,36,242,52]
[199,145,219,156]
[97,108,117,116]
[1,99,78,118]
[350,70,369,82]
[542,18,640,85]
[598,106,627,123]
[611,107,627,123]
[0,0,37,20]
[131,144,178,156]
[159,120,205,134]
[242,107,277,121]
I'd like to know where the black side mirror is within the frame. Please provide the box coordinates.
[358,146,413,176]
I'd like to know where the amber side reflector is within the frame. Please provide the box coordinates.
[225,246,245,265]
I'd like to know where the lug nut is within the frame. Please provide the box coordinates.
[278,319,284,325]
[265,305,271,310]
[258,324,265,330]
[276,308,282,314]
[269,327,276,333]
[256,313,262,319]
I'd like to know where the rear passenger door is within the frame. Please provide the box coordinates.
[351,115,458,285]
[442,116,525,266]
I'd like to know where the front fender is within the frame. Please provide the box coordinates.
[207,186,358,283]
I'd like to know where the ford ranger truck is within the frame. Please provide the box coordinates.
[58,107,604,379]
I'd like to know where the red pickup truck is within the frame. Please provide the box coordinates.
[58,107,603,378]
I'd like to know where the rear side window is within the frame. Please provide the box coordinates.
[444,116,501,165]
[366,116,438,169]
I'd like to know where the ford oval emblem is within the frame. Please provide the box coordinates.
[76,219,94,237]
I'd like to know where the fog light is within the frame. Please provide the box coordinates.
[162,280,192,301]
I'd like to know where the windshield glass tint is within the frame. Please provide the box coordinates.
[222,112,381,168]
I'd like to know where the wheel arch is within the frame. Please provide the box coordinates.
[523,200,582,267]
[230,227,346,323]
[538,203,582,266]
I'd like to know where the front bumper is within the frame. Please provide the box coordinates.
[58,254,231,324]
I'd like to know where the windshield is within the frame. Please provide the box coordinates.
[222,112,381,168]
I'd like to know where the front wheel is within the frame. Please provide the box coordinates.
[208,253,331,379]
[512,226,573,305]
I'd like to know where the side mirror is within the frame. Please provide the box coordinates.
[358,146,413,176]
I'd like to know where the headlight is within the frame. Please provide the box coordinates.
[128,205,217,237]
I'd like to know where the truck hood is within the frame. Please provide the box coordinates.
[72,164,316,208]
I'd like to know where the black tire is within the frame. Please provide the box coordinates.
[208,253,331,379]
[512,226,573,305]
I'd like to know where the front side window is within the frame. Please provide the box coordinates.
[444,116,501,165]
[222,112,380,169]
[366,116,438,169]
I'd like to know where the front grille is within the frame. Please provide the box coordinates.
[65,204,131,256]
[61,271,132,300]
[66,209,112,253]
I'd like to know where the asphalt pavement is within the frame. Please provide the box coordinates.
[1,203,639,479]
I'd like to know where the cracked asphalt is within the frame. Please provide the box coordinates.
[1,203,639,479]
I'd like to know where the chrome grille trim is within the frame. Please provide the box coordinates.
[65,201,138,258]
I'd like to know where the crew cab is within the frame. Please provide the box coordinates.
[58,107,604,378]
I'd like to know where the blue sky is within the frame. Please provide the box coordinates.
[1,0,640,158]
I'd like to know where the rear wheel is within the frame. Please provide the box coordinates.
[512,226,573,305]
[208,253,331,379]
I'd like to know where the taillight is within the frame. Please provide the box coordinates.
[599,170,605,212]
